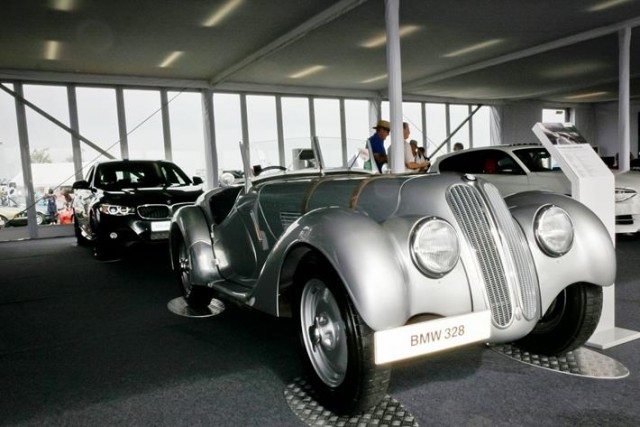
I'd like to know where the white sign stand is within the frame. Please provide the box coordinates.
[532,122,640,349]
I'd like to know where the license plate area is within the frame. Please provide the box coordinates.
[374,310,491,365]
[150,221,171,232]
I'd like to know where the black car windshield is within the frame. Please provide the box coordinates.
[513,148,559,172]
[96,162,191,189]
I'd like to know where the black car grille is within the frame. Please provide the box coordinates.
[616,215,633,225]
[137,203,193,220]
[446,183,539,327]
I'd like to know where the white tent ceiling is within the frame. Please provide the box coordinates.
[0,0,639,104]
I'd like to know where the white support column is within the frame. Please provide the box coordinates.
[339,98,348,166]
[276,95,285,166]
[201,90,218,189]
[66,85,83,181]
[385,0,404,173]
[13,83,38,238]
[240,94,249,150]
[421,102,427,149]
[618,27,631,173]
[160,89,172,161]
[115,88,129,160]
[309,96,317,140]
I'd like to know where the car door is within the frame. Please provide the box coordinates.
[72,166,97,237]
[211,190,261,288]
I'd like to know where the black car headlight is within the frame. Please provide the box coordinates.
[100,204,136,216]
[534,205,573,257]
[615,187,637,203]
[410,217,459,278]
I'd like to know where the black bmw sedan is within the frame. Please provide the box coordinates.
[72,160,203,259]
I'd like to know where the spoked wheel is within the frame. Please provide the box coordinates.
[294,255,391,415]
[173,231,213,308]
[515,283,603,356]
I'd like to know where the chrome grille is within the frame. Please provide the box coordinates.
[137,205,171,219]
[483,183,540,320]
[280,211,301,231]
[447,184,512,327]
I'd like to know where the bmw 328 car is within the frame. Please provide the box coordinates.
[72,159,203,259]
[170,141,615,414]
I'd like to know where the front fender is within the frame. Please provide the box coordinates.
[252,207,409,331]
[506,191,616,312]
[170,205,219,287]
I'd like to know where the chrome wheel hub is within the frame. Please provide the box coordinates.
[300,278,347,388]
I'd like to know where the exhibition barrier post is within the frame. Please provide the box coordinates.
[532,122,640,349]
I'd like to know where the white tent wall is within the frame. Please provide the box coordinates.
[594,101,640,159]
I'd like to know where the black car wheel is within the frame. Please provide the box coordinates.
[515,283,602,356]
[293,254,391,414]
[173,231,213,308]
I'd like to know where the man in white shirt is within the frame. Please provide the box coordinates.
[402,122,429,173]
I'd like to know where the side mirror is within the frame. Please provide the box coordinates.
[192,176,203,185]
[72,180,90,190]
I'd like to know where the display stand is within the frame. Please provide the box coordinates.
[533,123,640,349]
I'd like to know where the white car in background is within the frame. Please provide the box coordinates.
[431,144,640,234]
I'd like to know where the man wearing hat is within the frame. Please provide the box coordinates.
[367,119,390,172]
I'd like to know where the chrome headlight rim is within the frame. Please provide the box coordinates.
[99,204,136,216]
[534,204,574,258]
[410,217,460,279]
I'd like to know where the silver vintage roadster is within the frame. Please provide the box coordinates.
[169,140,615,414]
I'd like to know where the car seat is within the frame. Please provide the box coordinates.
[483,158,497,174]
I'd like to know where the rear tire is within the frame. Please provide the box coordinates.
[293,254,391,414]
[515,283,602,356]
[173,231,214,308]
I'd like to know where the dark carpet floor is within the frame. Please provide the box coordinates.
[0,236,638,426]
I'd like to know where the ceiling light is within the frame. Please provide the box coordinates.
[202,0,243,27]
[159,51,184,68]
[289,65,326,79]
[443,39,503,58]
[45,40,61,61]
[361,25,421,48]
[565,91,610,100]
[361,74,387,84]
[50,0,77,12]
[587,0,631,12]
[541,62,606,78]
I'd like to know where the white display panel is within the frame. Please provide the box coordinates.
[533,122,640,349]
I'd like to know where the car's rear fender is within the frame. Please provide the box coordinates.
[170,205,220,287]
[505,190,616,312]
[251,206,409,331]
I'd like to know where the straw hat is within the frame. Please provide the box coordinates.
[373,120,390,131]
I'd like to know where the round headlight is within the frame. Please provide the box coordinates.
[410,218,459,278]
[534,205,574,257]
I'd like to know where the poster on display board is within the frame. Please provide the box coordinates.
[532,122,640,349]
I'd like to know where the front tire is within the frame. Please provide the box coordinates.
[294,255,391,414]
[172,231,214,308]
[515,283,602,356]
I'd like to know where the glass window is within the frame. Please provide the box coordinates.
[282,97,311,168]
[0,83,30,240]
[345,99,370,163]
[314,98,341,167]
[449,104,471,153]
[124,89,164,160]
[247,95,278,167]
[76,87,120,171]
[425,103,447,160]
[169,91,205,180]
[542,108,569,123]
[23,84,76,216]
[403,102,424,148]
[472,105,492,148]
[213,93,242,171]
